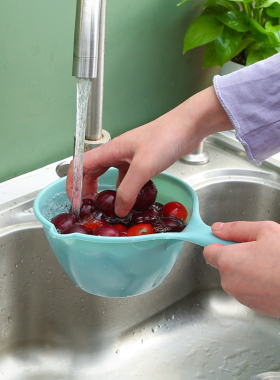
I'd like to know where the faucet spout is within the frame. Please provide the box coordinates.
[72,0,102,79]
[72,0,111,149]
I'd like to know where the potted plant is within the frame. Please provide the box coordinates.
[178,0,280,68]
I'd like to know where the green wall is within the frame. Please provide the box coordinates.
[0,0,219,183]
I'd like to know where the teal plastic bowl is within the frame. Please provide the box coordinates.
[33,168,234,297]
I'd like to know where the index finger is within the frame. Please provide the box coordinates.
[66,142,117,201]
[65,158,108,201]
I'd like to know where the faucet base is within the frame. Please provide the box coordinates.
[180,139,210,165]
[180,151,210,165]
[74,129,111,153]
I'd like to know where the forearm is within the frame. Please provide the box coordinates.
[182,86,234,142]
[155,85,233,160]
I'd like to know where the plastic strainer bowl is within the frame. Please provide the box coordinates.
[33,168,234,297]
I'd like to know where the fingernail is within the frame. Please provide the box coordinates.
[212,222,224,231]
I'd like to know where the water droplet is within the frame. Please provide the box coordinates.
[8,316,12,322]
[116,349,120,355]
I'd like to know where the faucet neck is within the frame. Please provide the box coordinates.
[72,0,102,79]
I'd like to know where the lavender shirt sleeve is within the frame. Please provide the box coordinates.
[213,53,280,165]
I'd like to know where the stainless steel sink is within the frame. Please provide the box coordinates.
[0,133,280,379]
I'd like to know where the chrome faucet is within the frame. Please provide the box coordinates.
[180,139,210,165]
[72,0,110,151]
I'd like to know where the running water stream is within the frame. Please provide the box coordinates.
[71,78,92,216]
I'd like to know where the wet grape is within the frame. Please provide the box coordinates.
[52,213,78,231]
[133,180,157,211]
[61,224,93,235]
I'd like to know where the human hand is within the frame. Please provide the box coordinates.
[66,86,232,217]
[66,115,198,217]
[203,220,280,317]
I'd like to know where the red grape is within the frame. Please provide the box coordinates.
[95,190,117,217]
[79,199,96,219]
[131,205,162,224]
[161,216,186,232]
[93,225,121,237]
[133,180,157,211]
[61,224,93,235]
[52,213,78,231]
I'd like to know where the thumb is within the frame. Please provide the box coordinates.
[211,221,262,243]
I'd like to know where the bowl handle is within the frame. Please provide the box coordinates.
[179,219,236,247]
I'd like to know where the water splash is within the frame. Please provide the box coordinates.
[72,78,92,216]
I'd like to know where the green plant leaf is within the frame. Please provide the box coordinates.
[202,5,234,16]
[266,3,280,17]
[257,0,280,8]
[228,0,254,4]
[246,49,263,65]
[249,17,280,46]
[203,41,221,67]
[216,11,250,31]
[245,41,258,55]
[245,42,277,62]
[183,15,224,53]
[177,0,190,6]
[249,17,268,34]
[203,0,238,11]
[250,32,280,47]
[215,25,243,65]
[229,37,254,60]
[261,46,279,58]
[265,20,280,40]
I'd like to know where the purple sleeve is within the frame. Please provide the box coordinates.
[213,53,280,165]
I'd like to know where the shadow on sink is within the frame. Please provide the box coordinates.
[0,172,280,379]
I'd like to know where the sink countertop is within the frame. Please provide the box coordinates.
[0,158,67,206]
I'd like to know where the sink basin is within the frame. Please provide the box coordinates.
[1,136,280,379]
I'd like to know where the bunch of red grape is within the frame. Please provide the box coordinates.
[52,180,188,237]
